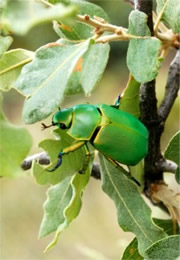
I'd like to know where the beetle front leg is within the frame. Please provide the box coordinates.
[46,141,85,172]
[46,152,63,172]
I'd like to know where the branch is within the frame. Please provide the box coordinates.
[136,0,165,184]
[77,14,126,34]
[156,159,178,173]
[21,152,50,170]
[21,153,101,179]
[159,49,180,121]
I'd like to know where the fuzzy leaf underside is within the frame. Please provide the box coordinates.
[127,10,162,83]
[53,0,109,40]
[122,218,180,259]
[39,160,93,252]
[15,41,90,123]
[144,235,180,260]
[0,49,34,91]
[99,154,167,256]
[66,43,110,96]
[156,0,180,33]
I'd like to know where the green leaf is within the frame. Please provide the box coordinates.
[129,161,144,192]
[156,0,180,33]
[144,235,180,260]
[66,43,110,96]
[53,0,109,40]
[122,238,143,260]
[0,49,34,91]
[164,131,180,166]
[99,154,167,256]
[15,41,91,123]
[2,0,77,35]
[33,129,89,185]
[0,95,32,177]
[175,167,180,184]
[153,218,180,235]
[39,161,92,252]
[0,35,13,57]
[127,10,162,83]
[119,75,141,118]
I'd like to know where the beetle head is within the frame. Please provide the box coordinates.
[52,108,73,130]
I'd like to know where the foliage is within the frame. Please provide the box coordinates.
[0,0,179,258]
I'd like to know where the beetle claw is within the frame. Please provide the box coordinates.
[46,152,63,172]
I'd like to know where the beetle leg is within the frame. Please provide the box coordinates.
[105,156,140,186]
[111,95,121,109]
[46,152,63,172]
[46,141,85,172]
[78,144,91,174]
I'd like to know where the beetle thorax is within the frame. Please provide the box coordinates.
[52,108,73,129]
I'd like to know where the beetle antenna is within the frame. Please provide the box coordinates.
[41,123,53,130]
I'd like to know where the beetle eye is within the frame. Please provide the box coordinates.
[60,123,67,129]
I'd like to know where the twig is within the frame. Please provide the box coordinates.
[159,49,180,121]
[156,159,178,173]
[136,0,165,185]
[77,14,125,34]
[21,152,50,170]
[21,152,101,179]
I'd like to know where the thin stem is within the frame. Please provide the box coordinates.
[154,0,169,35]
[159,49,180,121]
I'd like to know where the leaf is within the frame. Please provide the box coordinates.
[164,131,180,166]
[119,74,141,118]
[175,167,180,184]
[0,95,32,177]
[0,35,13,57]
[127,10,162,83]
[153,218,180,236]
[144,235,180,260]
[0,49,34,91]
[99,154,167,256]
[33,129,89,185]
[156,0,180,34]
[2,0,77,35]
[53,0,109,40]
[129,161,144,192]
[66,43,110,96]
[39,160,92,252]
[15,40,91,123]
[122,237,143,260]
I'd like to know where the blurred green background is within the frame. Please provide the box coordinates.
[1,0,179,259]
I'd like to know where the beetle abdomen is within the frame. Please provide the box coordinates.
[93,104,148,165]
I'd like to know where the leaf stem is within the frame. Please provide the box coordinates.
[154,0,169,36]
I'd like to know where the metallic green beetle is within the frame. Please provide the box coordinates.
[42,102,148,172]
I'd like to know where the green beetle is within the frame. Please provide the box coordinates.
[42,101,148,172]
